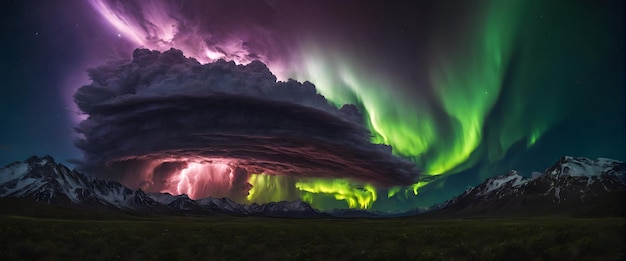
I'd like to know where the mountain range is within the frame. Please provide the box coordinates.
[1,155,624,218]
[0,155,325,218]
[433,156,626,217]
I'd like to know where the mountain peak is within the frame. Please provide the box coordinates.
[24,155,56,166]
[0,155,327,217]
[439,156,626,216]
[476,170,526,196]
[548,156,623,178]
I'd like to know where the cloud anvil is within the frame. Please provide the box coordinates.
[1,0,621,210]
[73,48,420,201]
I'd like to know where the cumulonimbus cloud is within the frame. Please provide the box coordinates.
[73,48,420,197]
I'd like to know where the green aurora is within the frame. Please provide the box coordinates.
[244,0,624,209]
[1,0,622,211]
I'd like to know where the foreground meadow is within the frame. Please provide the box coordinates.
[0,216,624,260]
[0,210,623,260]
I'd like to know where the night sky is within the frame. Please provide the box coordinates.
[1,0,623,210]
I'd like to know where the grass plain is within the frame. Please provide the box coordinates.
[0,200,624,260]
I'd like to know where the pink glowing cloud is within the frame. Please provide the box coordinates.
[87,0,290,78]
[165,162,233,199]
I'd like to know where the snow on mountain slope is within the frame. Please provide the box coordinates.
[0,162,29,184]
[440,156,626,215]
[0,155,324,217]
[477,171,526,196]
[0,156,163,211]
[196,196,247,213]
[244,200,327,217]
[1,156,89,202]
[546,156,622,177]
[148,192,190,205]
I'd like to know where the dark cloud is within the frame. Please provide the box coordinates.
[74,48,420,195]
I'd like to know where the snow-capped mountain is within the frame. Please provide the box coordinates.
[0,155,325,217]
[325,206,436,218]
[150,192,327,217]
[246,200,326,218]
[439,156,626,216]
[0,155,165,212]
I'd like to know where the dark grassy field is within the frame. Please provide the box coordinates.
[0,200,624,260]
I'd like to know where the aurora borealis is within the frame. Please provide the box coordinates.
[0,0,623,210]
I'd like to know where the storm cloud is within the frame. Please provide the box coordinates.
[73,48,420,197]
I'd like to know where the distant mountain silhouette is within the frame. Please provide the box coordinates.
[431,156,625,217]
[0,155,327,217]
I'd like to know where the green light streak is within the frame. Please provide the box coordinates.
[527,128,543,147]
[428,0,524,175]
[291,1,526,178]
[295,46,438,162]
[282,0,601,207]
[295,178,377,209]
[387,186,402,198]
[287,0,531,202]
[246,174,377,209]
[388,181,431,199]
[246,174,299,204]
[410,181,430,196]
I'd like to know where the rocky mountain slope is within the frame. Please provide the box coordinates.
[0,156,326,217]
[438,156,625,216]
[2,155,624,218]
